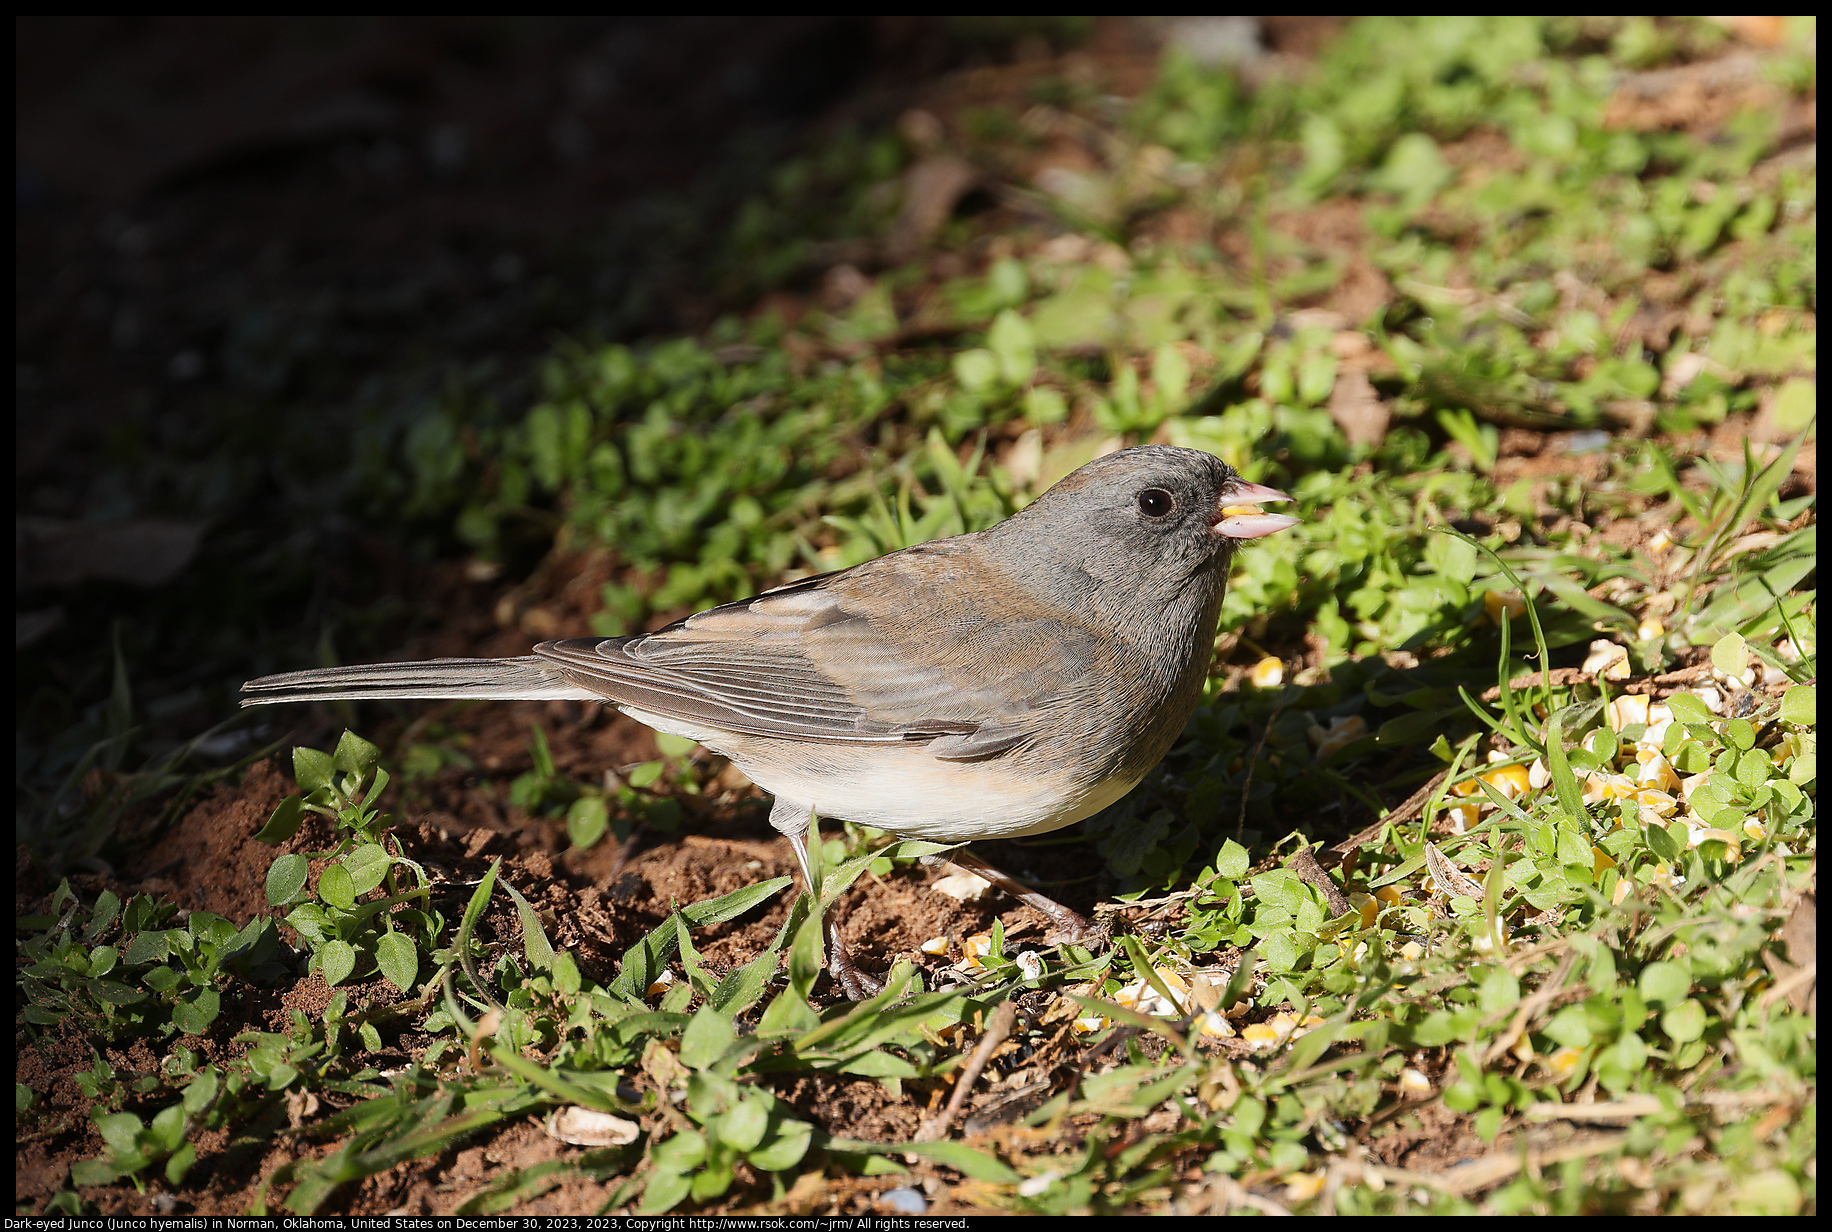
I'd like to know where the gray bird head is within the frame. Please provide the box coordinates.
[982,445,1297,600]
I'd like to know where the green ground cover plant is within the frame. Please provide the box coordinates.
[18,15,1814,1216]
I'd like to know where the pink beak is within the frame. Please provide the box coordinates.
[1212,478,1300,540]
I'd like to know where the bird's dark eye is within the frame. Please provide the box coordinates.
[1137,488,1174,518]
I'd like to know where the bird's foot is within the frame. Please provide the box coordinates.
[827,923,886,1001]
[1041,905,1108,949]
[939,849,1109,951]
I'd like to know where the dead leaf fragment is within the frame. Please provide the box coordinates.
[888,156,979,259]
[1327,367,1390,449]
[1762,863,1816,1016]
[1423,842,1485,900]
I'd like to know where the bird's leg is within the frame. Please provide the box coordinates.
[930,848,1105,947]
[781,811,820,896]
[823,923,886,1001]
[776,800,884,1001]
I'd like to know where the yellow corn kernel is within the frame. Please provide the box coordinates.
[1583,772,1638,804]
[1584,639,1632,681]
[1157,968,1192,997]
[1241,1021,1283,1050]
[1547,1046,1585,1079]
[1196,1011,1236,1039]
[1484,590,1527,622]
[1608,694,1651,732]
[1283,1171,1327,1204]
[932,869,992,902]
[958,933,995,970]
[1635,749,1681,792]
[1308,714,1369,759]
[1113,969,1191,1018]
[1687,826,1742,862]
[1256,1011,1324,1044]
[1483,763,1533,800]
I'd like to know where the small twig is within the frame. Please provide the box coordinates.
[1288,845,1353,916]
[1333,770,1449,855]
[1614,663,1719,695]
[1111,886,1207,910]
[1058,1020,1145,1106]
[1362,1163,1460,1195]
[916,1000,1019,1142]
[1759,960,1816,1012]
[1200,1173,1294,1216]
[1524,1088,1792,1124]
[1477,667,1590,700]
[1484,951,1577,1066]
[1435,1132,1627,1196]
[1475,662,1723,702]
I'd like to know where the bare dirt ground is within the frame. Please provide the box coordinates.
[15,16,1810,1216]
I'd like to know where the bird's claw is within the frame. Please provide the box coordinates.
[827,923,886,1001]
[1042,908,1108,950]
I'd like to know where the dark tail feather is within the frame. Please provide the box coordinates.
[240,657,599,707]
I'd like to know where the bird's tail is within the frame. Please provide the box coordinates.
[241,657,600,707]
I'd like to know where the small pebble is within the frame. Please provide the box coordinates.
[881,1186,927,1214]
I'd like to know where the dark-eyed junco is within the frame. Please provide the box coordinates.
[243,445,1296,996]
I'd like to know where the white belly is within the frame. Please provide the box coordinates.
[741,744,1143,842]
[619,705,1137,843]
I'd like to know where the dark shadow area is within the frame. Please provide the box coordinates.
[15,16,1066,784]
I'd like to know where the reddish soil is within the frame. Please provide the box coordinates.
[14,16,1811,1217]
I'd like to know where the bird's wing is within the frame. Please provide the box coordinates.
[535,544,1105,757]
